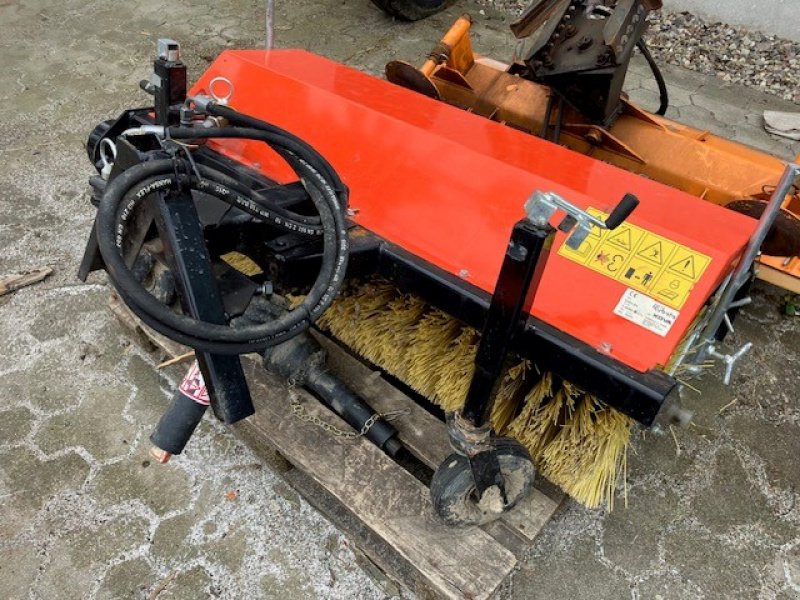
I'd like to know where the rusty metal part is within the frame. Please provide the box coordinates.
[386,15,474,100]
[510,0,571,40]
[726,200,800,257]
[386,61,440,98]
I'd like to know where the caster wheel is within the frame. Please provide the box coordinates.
[430,438,535,526]
[370,0,456,21]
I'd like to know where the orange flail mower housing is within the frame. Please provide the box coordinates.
[192,49,758,374]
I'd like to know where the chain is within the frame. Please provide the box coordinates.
[287,388,408,440]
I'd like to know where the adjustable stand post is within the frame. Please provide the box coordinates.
[447,189,639,503]
[449,218,554,499]
[149,184,254,460]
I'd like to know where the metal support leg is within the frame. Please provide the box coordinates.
[153,186,254,427]
[450,219,555,498]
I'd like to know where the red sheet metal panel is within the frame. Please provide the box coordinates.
[191,50,757,373]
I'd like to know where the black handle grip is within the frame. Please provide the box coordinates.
[605,193,640,230]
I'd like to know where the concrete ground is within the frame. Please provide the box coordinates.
[0,1,798,599]
[667,0,800,41]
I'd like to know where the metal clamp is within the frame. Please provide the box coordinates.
[524,190,639,249]
[692,163,800,368]
[707,342,753,385]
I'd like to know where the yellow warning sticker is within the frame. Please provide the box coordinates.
[557,208,711,310]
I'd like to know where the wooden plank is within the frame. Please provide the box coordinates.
[108,298,559,592]
[239,358,517,600]
[315,333,562,543]
[0,267,52,296]
[285,465,441,599]
[108,293,187,358]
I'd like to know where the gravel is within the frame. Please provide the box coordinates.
[476,2,800,104]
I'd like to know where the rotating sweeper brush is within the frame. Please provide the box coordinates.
[80,32,798,524]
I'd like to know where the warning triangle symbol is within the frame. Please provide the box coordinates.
[637,241,664,265]
[670,255,697,279]
[607,228,632,251]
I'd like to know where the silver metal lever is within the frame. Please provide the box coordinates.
[707,342,753,385]
[524,190,639,249]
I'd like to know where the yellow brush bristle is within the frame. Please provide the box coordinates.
[317,280,634,509]
[490,360,530,433]
[404,309,464,399]
[432,327,479,412]
[221,252,264,276]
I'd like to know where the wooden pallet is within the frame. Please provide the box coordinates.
[109,294,563,599]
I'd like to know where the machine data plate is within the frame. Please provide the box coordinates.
[558,208,711,310]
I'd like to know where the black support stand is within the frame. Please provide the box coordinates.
[153,185,254,426]
[450,218,555,499]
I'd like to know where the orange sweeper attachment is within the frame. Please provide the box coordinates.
[80,34,799,525]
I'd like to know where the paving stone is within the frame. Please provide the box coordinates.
[127,354,172,425]
[636,573,704,600]
[733,123,799,159]
[0,447,91,539]
[728,416,800,493]
[788,546,800,588]
[0,543,42,600]
[626,87,664,112]
[91,444,192,517]
[160,566,214,600]
[681,102,736,137]
[32,513,151,599]
[601,487,681,573]
[29,288,108,342]
[0,405,34,446]
[664,528,773,598]
[151,510,204,565]
[96,557,158,600]
[34,382,137,461]
[691,449,793,543]
[203,526,249,574]
[510,532,631,599]
[0,367,76,414]
[261,569,316,599]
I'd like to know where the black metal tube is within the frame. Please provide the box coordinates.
[461,220,554,427]
[263,333,402,456]
[637,39,669,116]
[304,367,402,456]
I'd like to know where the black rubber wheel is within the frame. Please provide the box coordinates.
[370,0,456,21]
[430,438,535,526]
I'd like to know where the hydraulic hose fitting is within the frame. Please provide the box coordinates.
[149,362,210,461]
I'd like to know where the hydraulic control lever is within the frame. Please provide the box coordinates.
[525,190,640,249]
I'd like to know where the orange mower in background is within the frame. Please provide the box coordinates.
[385,4,800,292]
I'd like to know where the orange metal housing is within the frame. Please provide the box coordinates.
[384,16,800,292]
[191,50,757,373]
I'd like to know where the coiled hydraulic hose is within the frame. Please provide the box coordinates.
[95,116,349,355]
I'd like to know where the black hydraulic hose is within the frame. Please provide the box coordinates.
[95,127,348,354]
[203,103,347,197]
[637,39,669,116]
